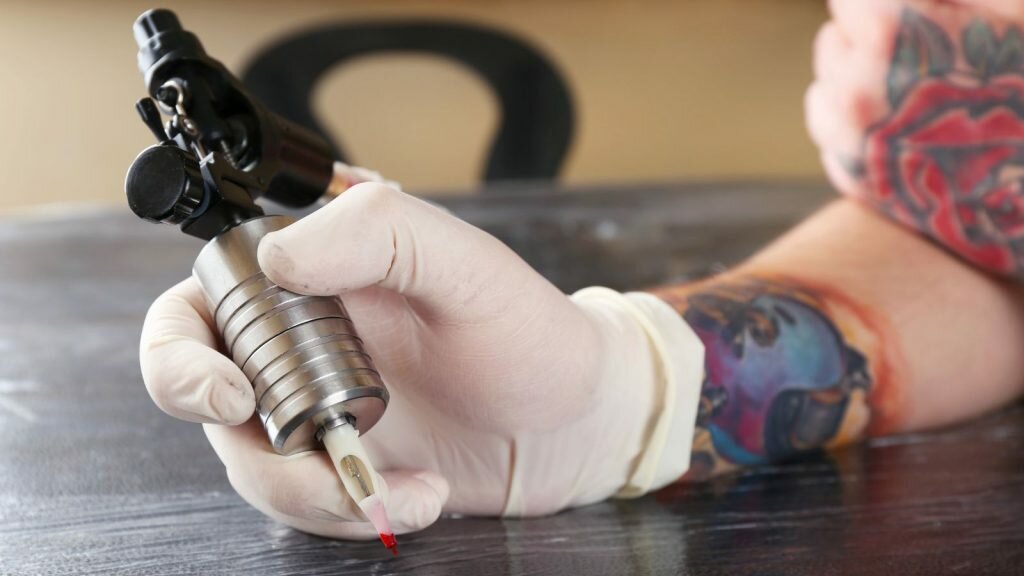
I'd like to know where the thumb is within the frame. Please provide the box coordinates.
[205,420,449,539]
[320,469,450,539]
[376,469,451,536]
[251,469,450,541]
[257,183,556,320]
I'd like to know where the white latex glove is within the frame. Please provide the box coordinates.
[139,182,703,540]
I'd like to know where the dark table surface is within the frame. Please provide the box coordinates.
[1,182,1022,576]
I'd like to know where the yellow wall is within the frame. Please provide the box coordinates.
[0,0,827,209]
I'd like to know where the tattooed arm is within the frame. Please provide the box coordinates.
[640,0,1024,481]
[650,199,1024,479]
[808,0,1024,277]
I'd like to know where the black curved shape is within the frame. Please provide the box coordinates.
[241,21,575,182]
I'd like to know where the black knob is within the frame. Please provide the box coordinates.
[133,8,206,88]
[132,8,183,47]
[126,144,205,224]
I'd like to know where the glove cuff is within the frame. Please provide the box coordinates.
[570,287,704,498]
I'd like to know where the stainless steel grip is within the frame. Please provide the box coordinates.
[193,216,388,455]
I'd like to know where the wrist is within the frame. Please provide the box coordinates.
[571,288,704,498]
[497,287,704,516]
[616,291,704,495]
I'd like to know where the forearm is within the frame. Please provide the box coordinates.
[650,198,1024,479]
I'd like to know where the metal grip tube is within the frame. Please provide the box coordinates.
[193,216,388,455]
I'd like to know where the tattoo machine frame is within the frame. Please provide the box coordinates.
[124,8,395,551]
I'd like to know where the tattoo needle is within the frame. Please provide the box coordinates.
[320,420,398,556]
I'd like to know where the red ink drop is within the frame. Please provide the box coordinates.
[379,532,398,556]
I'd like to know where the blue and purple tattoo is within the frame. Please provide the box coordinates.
[653,276,901,479]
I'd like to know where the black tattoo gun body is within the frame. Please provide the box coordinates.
[125,9,391,475]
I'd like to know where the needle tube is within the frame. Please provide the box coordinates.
[320,419,398,555]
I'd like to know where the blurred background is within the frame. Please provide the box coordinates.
[0,0,828,211]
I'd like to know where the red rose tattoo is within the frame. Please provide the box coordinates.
[854,9,1024,276]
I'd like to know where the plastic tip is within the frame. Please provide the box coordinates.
[320,422,397,557]
[358,494,398,556]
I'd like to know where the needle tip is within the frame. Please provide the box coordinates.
[380,532,399,556]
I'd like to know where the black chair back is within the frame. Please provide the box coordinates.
[242,21,575,182]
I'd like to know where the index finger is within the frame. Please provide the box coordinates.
[139,277,255,424]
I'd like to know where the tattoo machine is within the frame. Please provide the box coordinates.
[125,8,397,553]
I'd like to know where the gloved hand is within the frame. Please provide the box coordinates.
[139,180,703,540]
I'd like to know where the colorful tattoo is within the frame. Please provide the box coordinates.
[652,275,901,479]
[854,8,1024,276]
